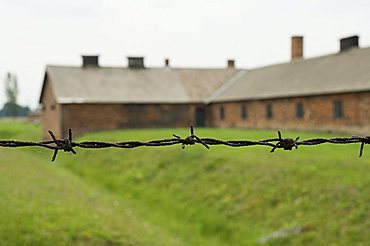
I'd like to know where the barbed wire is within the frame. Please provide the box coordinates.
[0,126,369,162]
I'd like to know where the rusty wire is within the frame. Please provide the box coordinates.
[0,126,369,162]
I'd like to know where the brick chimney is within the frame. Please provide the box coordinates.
[291,36,303,60]
[165,58,170,67]
[82,55,99,67]
[128,57,145,68]
[227,59,235,68]
[340,35,359,52]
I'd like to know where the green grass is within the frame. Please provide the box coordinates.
[0,122,183,246]
[1,122,369,245]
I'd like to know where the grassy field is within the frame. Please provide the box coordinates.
[0,122,369,245]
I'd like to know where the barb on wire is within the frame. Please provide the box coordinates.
[173,126,209,149]
[48,129,76,162]
[0,126,369,162]
[270,131,299,153]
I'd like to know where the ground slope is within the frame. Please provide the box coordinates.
[60,127,370,245]
[1,122,369,245]
[0,122,183,246]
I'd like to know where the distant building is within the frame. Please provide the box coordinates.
[39,35,370,139]
[39,56,237,138]
[207,36,370,133]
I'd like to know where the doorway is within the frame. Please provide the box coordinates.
[195,107,205,127]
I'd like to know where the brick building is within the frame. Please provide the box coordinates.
[206,36,370,133]
[39,57,238,138]
[40,35,370,138]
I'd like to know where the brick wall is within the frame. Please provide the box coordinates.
[41,79,62,139]
[209,92,370,132]
[59,103,201,137]
[42,86,370,139]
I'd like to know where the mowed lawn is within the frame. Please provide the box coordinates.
[0,121,369,245]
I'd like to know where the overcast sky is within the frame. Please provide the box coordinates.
[0,0,369,109]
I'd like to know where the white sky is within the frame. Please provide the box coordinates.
[0,0,369,109]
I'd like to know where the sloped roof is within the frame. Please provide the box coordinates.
[41,66,238,104]
[208,47,370,102]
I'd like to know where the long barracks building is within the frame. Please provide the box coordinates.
[40,35,370,138]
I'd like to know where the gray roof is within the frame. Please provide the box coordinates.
[42,66,238,104]
[208,47,370,102]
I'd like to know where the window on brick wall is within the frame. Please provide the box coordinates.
[333,101,343,119]
[266,104,273,119]
[296,103,304,119]
[220,106,225,120]
[241,105,247,119]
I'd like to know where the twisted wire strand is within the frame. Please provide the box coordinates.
[0,126,369,161]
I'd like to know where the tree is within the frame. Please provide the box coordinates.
[4,72,19,117]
